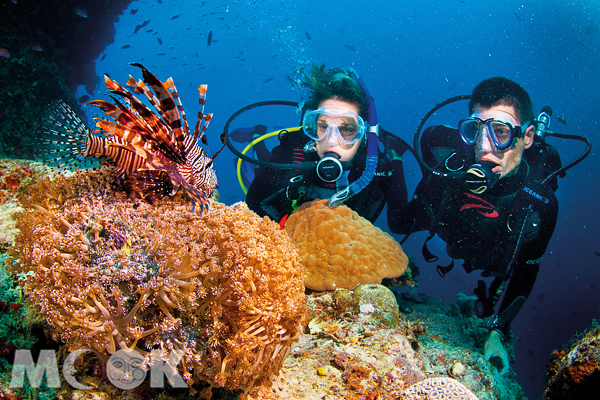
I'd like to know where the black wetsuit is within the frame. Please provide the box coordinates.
[389,125,560,335]
[246,128,410,225]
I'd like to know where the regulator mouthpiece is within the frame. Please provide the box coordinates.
[464,161,500,194]
[317,152,344,182]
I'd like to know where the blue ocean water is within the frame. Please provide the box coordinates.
[87,0,600,398]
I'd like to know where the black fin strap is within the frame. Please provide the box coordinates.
[437,259,454,277]
[422,231,439,262]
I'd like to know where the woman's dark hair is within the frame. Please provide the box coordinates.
[300,64,369,120]
[468,77,535,125]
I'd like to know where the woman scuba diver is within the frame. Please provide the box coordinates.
[225,64,411,227]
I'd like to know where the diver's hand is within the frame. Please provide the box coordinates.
[484,330,509,375]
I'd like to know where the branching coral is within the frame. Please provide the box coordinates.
[284,199,409,291]
[7,167,306,397]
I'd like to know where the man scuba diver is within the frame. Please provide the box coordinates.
[242,64,410,226]
[390,76,590,375]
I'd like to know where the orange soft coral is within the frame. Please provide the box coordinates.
[284,199,408,291]
[7,167,306,397]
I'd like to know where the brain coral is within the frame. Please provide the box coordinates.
[400,377,479,399]
[284,199,408,291]
[7,167,306,397]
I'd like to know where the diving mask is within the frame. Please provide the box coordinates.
[459,114,530,151]
[302,107,367,147]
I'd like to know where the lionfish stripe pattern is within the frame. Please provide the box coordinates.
[40,63,220,216]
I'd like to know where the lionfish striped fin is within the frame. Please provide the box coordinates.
[89,100,157,150]
[110,93,185,165]
[126,76,163,118]
[163,77,191,144]
[130,63,188,159]
[89,97,185,166]
[191,85,209,143]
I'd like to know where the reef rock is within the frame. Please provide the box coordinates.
[248,288,525,400]
[543,324,600,399]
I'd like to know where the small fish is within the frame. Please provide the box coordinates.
[157,37,163,45]
[305,31,311,40]
[594,251,600,257]
[130,8,138,15]
[157,0,162,3]
[0,48,10,58]
[78,95,91,103]
[345,44,357,52]
[121,44,131,49]
[513,11,521,21]
[30,44,43,51]
[134,20,150,34]
[74,7,88,18]
[207,30,213,46]
[156,52,165,56]
[263,77,274,83]
[556,116,567,125]
[171,14,180,19]
[100,54,107,61]
[10,0,16,4]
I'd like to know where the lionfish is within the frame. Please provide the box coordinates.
[40,63,223,216]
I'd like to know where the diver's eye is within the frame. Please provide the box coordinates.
[317,123,329,133]
[339,125,358,139]
[491,122,511,139]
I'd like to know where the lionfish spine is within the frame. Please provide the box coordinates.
[191,85,210,142]
[163,77,191,138]
[90,98,184,166]
[130,63,187,160]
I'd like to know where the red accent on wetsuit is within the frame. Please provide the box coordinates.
[459,192,499,218]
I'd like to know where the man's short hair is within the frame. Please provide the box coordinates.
[468,77,535,125]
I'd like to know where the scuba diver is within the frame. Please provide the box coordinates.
[389,77,591,375]
[227,64,411,227]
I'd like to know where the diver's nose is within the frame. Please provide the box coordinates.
[477,129,494,152]
[325,126,338,146]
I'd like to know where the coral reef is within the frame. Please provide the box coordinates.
[7,166,306,398]
[284,199,409,291]
[246,286,524,400]
[0,159,70,251]
[542,323,600,399]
